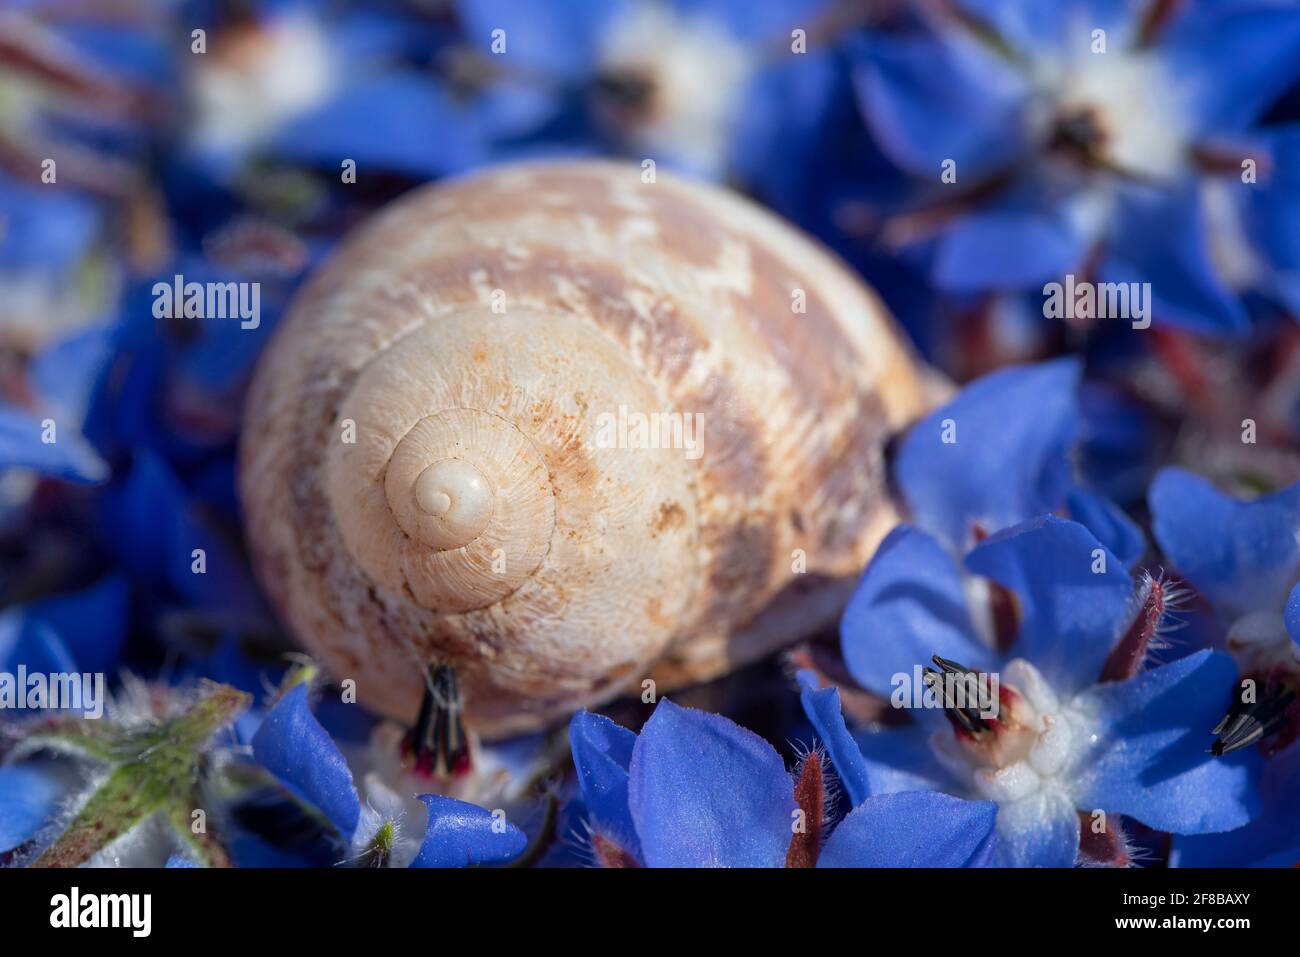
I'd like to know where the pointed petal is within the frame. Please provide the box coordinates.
[251,684,361,839]
[895,359,1082,551]
[966,517,1133,696]
[1074,650,1260,834]
[796,673,871,808]
[409,795,526,868]
[818,791,999,867]
[569,710,642,861]
[840,525,993,697]
[628,700,794,867]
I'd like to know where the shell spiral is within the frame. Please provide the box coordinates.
[239,161,932,737]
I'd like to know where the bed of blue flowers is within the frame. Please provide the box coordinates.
[1,0,1299,870]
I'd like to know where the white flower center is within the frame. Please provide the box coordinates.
[188,11,335,159]
[596,3,754,175]
[932,659,1096,806]
[1022,20,1191,183]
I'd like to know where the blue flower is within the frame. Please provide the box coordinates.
[445,0,843,182]
[895,357,1143,564]
[1149,469,1300,754]
[251,684,527,867]
[853,0,1300,333]
[823,515,1259,866]
[569,700,999,867]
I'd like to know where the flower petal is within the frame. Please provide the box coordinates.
[853,723,956,796]
[818,791,998,867]
[966,516,1133,696]
[0,620,76,676]
[1149,468,1300,619]
[841,525,993,697]
[995,790,1080,867]
[1101,185,1248,336]
[452,0,624,80]
[796,673,871,808]
[0,403,107,484]
[1164,3,1300,134]
[1173,739,1300,867]
[628,699,794,867]
[895,359,1082,552]
[569,710,642,861]
[274,73,494,178]
[409,795,526,868]
[951,0,1134,55]
[1073,650,1260,834]
[1066,488,1145,570]
[853,30,1029,179]
[933,207,1086,292]
[23,576,130,675]
[0,764,62,852]
[251,684,361,839]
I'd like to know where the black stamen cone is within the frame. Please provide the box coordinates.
[924,654,990,735]
[407,663,470,777]
[1211,687,1296,756]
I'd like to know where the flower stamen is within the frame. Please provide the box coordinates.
[1210,683,1298,756]
[403,664,471,779]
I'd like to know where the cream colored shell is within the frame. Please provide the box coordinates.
[239,161,932,738]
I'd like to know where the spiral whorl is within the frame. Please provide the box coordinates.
[372,407,555,611]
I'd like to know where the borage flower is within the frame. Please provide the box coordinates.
[854,0,1300,334]
[1147,469,1300,866]
[807,515,1258,867]
[251,684,526,868]
[569,699,998,868]
[449,0,844,182]
[1149,469,1300,754]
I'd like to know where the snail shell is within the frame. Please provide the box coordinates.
[239,161,931,738]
